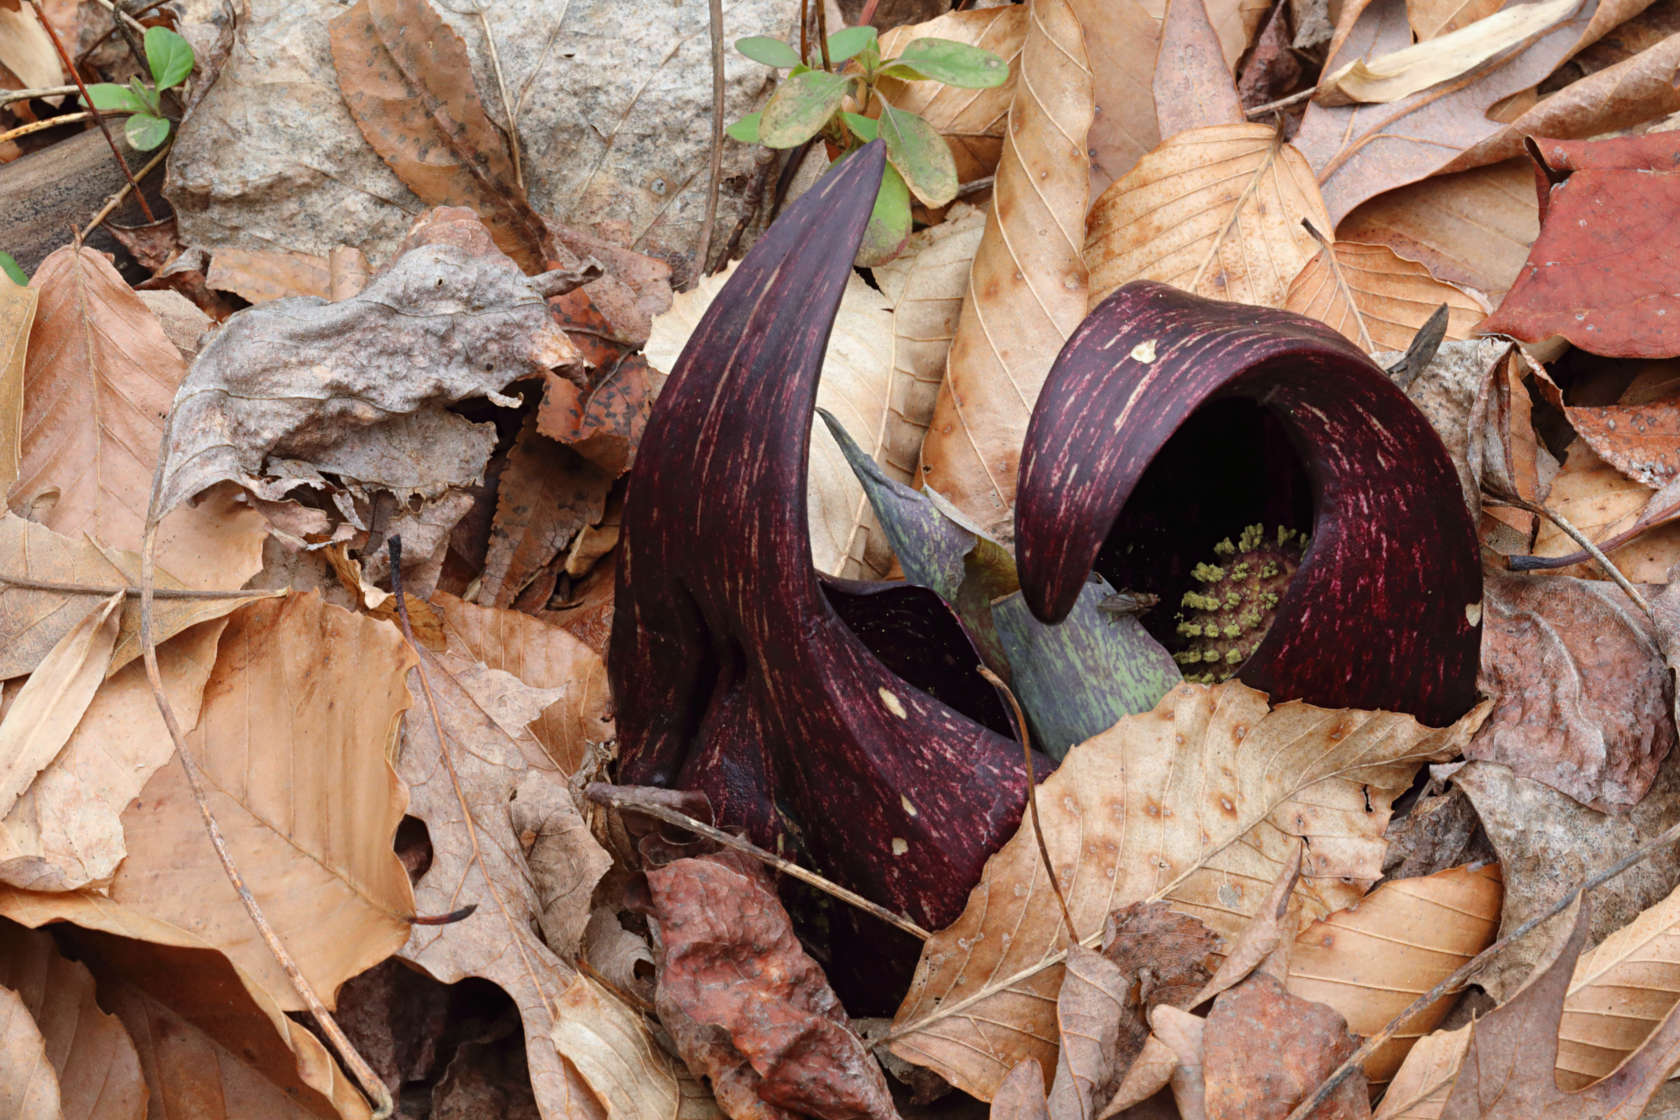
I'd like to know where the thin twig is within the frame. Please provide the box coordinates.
[0,84,79,105]
[586,784,931,940]
[0,112,92,145]
[1502,494,1652,620]
[75,0,171,66]
[1244,87,1317,116]
[475,7,522,190]
[81,139,170,238]
[695,0,725,276]
[0,573,277,600]
[25,0,155,223]
[1284,817,1680,1120]
[978,666,1077,947]
[138,431,393,1119]
[815,0,833,71]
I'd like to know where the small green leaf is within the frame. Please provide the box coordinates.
[726,112,762,143]
[144,27,194,89]
[841,112,877,142]
[735,35,801,68]
[855,162,911,266]
[129,77,161,115]
[825,25,877,63]
[891,37,1009,88]
[79,82,145,113]
[878,104,957,207]
[0,252,25,287]
[124,113,172,151]
[758,70,850,148]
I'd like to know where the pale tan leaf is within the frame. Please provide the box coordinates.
[1099,1032,1179,1117]
[553,974,687,1120]
[5,594,416,1011]
[876,8,1027,184]
[0,922,145,1120]
[1070,0,1163,195]
[1533,438,1680,583]
[0,279,33,492]
[645,259,901,579]
[399,600,616,1119]
[0,4,60,90]
[433,591,612,776]
[0,904,371,1118]
[1047,946,1129,1118]
[0,618,227,892]
[1085,125,1331,312]
[1154,0,1246,135]
[0,983,61,1120]
[1286,863,1502,1082]
[1318,0,1579,105]
[1375,1023,1469,1119]
[1284,239,1487,353]
[887,681,1485,1101]
[0,507,267,682]
[0,593,120,820]
[1152,1004,1209,1120]
[918,0,1092,531]
[207,248,336,303]
[1558,879,1680,1089]
[1407,0,1501,40]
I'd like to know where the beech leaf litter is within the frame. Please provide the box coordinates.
[13,0,1680,1116]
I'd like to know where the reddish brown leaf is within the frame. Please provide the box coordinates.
[1202,974,1370,1119]
[328,0,553,273]
[1154,0,1245,135]
[646,855,899,1120]
[1481,134,1680,356]
[534,354,655,477]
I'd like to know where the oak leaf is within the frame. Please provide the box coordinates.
[888,681,1485,1100]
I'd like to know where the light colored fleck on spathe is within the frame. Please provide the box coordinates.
[879,688,908,718]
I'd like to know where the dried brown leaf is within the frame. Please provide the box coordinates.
[534,354,656,478]
[0,982,61,1120]
[207,248,337,303]
[1470,570,1673,810]
[328,0,552,272]
[917,0,1092,531]
[1283,239,1486,353]
[1047,946,1131,1118]
[1154,0,1245,135]
[1531,437,1680,581]
[0,278,32,492]
[1407,0,1501,40]
[647,854,899,1120]
[1085,126,1331,311]
[1374,1022,1470,1119]
[1069,0,1163,195]
[1285,864,1502,1082]
[875,8,1027,184]
[1203,973,1370,1119]
[887,681,1485,1101]
[991,1060,1051,1120]
[0,922,144,1120]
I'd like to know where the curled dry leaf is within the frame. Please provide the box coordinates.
[1335,159,1539,304]
[0,277,32,491]
[887,681,1484,1101]
[1202,973,1370,1119]
[0,921,145,1120]
[1085,127,1330,312]
[154,229,580,524]
[647,854,899,1120]
[875,7,1027,184]
[1469,570,1673,811]
[643,258,899,579]
[1285,863,1502,1081]
[1047,946,1130,1118]
[917,0,1092,531]
[1283,238,1486,353]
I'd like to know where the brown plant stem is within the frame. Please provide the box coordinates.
[82,140,170,238]
[696,0,725,276]
[26,0,156,223]
[0,573,279,599]
[1500,494,1653,620]
[585,783,931,940]
[1284,818,1680,1120]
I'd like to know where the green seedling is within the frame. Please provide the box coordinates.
[729,27,1007,264]
[0,253,24,287]
[79,26,195,151]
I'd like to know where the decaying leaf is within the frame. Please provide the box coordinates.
[0,921,145,1120]
[1283,238,1486,353]
[647,854,898,1120]
[0,278,32,492]
[206,247,366,303]
[917,0,1093,531]
[888,681,1484,1101]
[1202,973,1370,1119]
[1085,126,1330,311]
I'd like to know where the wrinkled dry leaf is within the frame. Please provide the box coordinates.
[1453,759,1680,1000]
[399,598,631,1118]
[0,618,228,892]
[1284,239,1486,353]
[1097,901,1223,1106]
[647,854,898,1120]
[1185,848,1303,1007]
[0,279,32,492]
[535,355,656,479]
[992,1059,1051,1120]
[1086,126,1331,311]
[0,922,145,1120]
[0,593,121,821]
[154,232,579,520]
[512,769,613,958]
[1335,159,1539,304]
[888,681,1484,1100]
[876,8,1027,184]
[1203,973,1370,1119]
[645,258,901,579]
[1154,1004,1209,1120]
[329,0,552,273]
[1286,863,1502,1081]
[917,0,1092,532]
[1469,570,1673,811]
[1100,1033,1180,1117]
